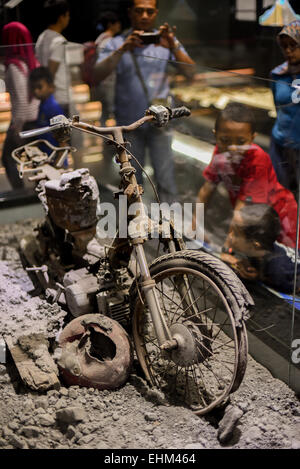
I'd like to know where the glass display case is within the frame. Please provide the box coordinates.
[0,0,300,397]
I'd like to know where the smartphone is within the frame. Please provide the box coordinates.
[139,32,161,45]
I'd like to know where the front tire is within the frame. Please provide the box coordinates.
[132,250,252,415]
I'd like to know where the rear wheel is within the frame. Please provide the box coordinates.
[132,251,251,415]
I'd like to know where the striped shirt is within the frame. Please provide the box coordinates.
[5,63,39,132]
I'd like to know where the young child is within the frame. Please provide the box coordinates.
[193,102,299,249]
[29,66,65,149]
[221,203,300,293]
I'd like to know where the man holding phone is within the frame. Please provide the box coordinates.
[95,0,195,204]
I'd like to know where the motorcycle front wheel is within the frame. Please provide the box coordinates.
[132,250,251,415]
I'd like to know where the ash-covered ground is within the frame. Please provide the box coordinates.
[0,218,300,450]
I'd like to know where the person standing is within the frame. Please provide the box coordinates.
[1,22,39,190]
[94,11,122,126]
[35,0,71,115]
[95,0,195,204]
[270,20,300,194]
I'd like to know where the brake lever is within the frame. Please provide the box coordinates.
[19,115,71,139]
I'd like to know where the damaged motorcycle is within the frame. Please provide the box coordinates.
[13,105,253,414]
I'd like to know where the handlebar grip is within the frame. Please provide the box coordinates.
[19,123,64,139]
[170,106,191,119]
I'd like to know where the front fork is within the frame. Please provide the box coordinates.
[134,243,175,348]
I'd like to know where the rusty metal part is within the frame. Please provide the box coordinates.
[160,338,178,351]
[12,140,74,180]
[63,273,99,317]
[108,236,133,270]
[6,335,60,392]
[58,314,133,390]
[45,169,99,233]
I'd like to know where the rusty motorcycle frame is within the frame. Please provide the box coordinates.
[14,105,253,414]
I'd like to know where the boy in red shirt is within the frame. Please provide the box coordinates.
[193,102,299,249]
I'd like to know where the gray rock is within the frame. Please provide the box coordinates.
[27,439,36,449]
[78,434,95,445]
[60,387,68,397]
[217,406,244,444]
[56,406,86,424]
[22,426,40,438]
[292,440,300,450]
[8,434,28,449]
[35,396,48,410]
[39,414,55,426]
[68,388,78,399]
[8,421,19,431]
[81,426,91,435]
[96,441,110,449]
[237,401,249,413]
[0,438,7,448]
[2,426,12,439]
[184,443,204,449]
[47,389,60,398]
[144,412,157,422]
[74,431,83,442]
[54,398,66,410]
[66,425,76,439]
[243,426,263,442]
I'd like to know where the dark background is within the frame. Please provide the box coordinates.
[1,0,300,75]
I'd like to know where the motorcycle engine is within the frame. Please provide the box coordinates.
[63,266,132,328]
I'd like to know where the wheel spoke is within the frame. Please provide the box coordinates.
[160,281,172,323]
[196,342,236,375]
[210,295,221,334]
[196,330,235,349]
[181,307,213,323]
[212,318,233,342]
[195,337,236,368]
[175,285,212,322]
[143,336,161,349]
[170,275,196,323]
[195,362,211,403]
[169,277,177,309]
[200,359,227,388]
[155,285,181,311]
[211,338,235,352]
[132,261,247,415]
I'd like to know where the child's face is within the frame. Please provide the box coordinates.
[279,34,300,66]
[31,79,53,101]
[229,210,266,258]
[215,120,255,159]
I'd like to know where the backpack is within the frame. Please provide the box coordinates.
[81,41,98,88]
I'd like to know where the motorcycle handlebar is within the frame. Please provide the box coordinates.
[19,106,191,139]
[19,122,67,139]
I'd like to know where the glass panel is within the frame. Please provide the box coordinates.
[1,0,300,397]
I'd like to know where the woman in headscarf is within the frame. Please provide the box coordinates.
[270,20,300,195]
[1,22,39,189]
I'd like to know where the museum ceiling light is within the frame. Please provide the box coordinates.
[4,0,23,8]
[172,137,212,165]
